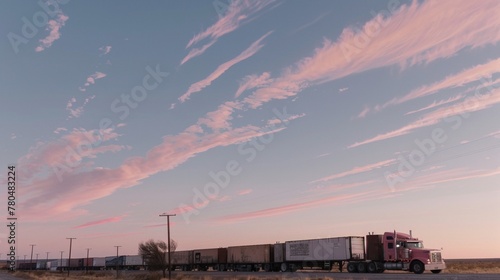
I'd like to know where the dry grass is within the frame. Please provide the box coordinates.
[444,258,500,274]
[9,259,500,279]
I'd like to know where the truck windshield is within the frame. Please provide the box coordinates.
[406,242,423,248]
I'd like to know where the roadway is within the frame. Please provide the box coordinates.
[170,271,500,279]
[2,270,500,279]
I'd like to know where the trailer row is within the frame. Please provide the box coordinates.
[10,255,145,271]
[8,231,445,274]
[8,236,364,272]
[169,236,365,272]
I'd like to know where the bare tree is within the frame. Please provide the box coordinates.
[139,239,177,278]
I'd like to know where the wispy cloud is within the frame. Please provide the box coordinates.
[267,113,306,126]
[66,95,96,118]
[74,215,125,229]
[84,72,107,87]
[268,0,500,96]
[180,40,216,65]
[309,180,376,194]
[143,222,176,228]
[310,159,396,183]
[293,12,330,33]
[356,106,371,119]
[66,97,83,118]
[235,72,273,98]
[17,121,285,220]
[349,87,500,148]
[375,58,500,113]
[422,167,500,186]
[237,189,253,195]
[99,45,112,55]
[197,101,242,131]
[77,71,107,98]
[182,0,275,64]
[390,167,500,193]
[53,127,68,134]
[405,94,465,115]
[35,13,69,52]
[217,191,393,223]
[179,31,272,103]
[182,0,500,148]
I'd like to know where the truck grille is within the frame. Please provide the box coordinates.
[431,252,442,263]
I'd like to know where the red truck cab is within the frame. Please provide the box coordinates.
[382,231,446,274]
[347,231,446,274]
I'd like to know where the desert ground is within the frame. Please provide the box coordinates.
[1,259,499,280]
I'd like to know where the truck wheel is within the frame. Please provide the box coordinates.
[411,261,424,274]
[367,262,377,273]
[431,270,441,274]
[264,263,271,272]
[347,262,358,273]
[357,262,367,273]
[280,263,287,272]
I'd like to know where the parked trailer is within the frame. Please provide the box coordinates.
[105,256,124,268]
[124,255,144,269]
[346,231,446,274]
[227,244,273,271]
[275,236,365,272]
[93,257,106,269]
[69,258,84,269]
[168,250,193,271]
[192,248,227,271]
[48,259,68,271]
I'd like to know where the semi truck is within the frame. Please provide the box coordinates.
[345,231,446,274]
[46,230,443,274]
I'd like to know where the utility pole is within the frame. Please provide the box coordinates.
[46,252,49,270]
[114,245,121,279]
[86,248,91,274]
[66,238,76,276]
[160,213,176,280]
[59,251,64,273]
[29,244,35,271]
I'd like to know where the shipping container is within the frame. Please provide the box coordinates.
[124,255,143,266]
[227,244,272,264]
[105,256,124,267]
[93,257,106,267]
[83,258,93,267]
[49,259,68,268]
[285,236,364,262]
[36,260,48,269]
[168,250,192,265]
[69,258,84,268]
[274,243,285,263]
[193,248,227,264]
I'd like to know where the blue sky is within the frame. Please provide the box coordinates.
[1,0,499,259]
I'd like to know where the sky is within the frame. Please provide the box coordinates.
[0,0,499,260]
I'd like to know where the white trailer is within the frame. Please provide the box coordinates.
[275,236,365,272]
[48,259,68,271]
[227,244,272,271]
[93,257,106,268]
[124,255,143,266]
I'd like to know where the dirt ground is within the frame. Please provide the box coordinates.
[8,259,500,280]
